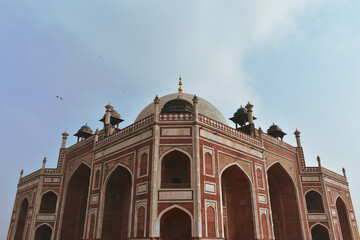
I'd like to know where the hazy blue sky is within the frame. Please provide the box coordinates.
[1,0,360,238]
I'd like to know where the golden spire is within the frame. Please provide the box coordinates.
[178,75,183,93]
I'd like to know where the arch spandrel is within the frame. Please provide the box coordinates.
[160,145,192,157]
[218,152,252,180]
[265,152,296,181]
[40,189,59,196]
[103,152,135,179]
[66,159,91,184]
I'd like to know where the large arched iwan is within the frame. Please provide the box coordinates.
[60,163,91,240]
[160,207,192,240]
[34,224,52,240]
[221,165,255,239]
[161,150,190,188]
[14,198,29,240]
[336,197,353,240]
[267,163,302,240]
[311,224,330,240]
[102,166,132,240]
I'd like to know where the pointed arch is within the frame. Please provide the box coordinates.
[34,223,53,240]
[60,163,91,240]
[336,196,353,240]
[310,223,330,240]
[267,162,302,240]
[155,204,194,237]
[14,197,29,240]
[305,190,324,213]
[160,148,191,188]
[39,191,58,213]
[101,164,133,240]
[97,162,134,239]
[206,205,216,237]
[156,205,193,239]
[220,163,255,239]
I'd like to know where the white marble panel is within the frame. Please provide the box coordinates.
[158,190,193,201]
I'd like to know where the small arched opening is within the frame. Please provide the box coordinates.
[60,163,91,240]
[39,191,57,213]
[267,163,302,240]
[14,198,29,240]
[34,224,52,240]
[221,164,255,239]
[161,150,190,188]
[160,207,192,240]
[311,224,330,240]
[102,165,132,240]
[306,190,324,213]
[336,197,353,240]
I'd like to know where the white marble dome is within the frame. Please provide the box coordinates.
[135,92,228,125]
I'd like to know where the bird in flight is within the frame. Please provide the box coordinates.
[56,96,63,100]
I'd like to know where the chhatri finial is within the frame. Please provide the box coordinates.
[178,76,183,93]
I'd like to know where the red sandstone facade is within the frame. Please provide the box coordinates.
[7,92,359,240]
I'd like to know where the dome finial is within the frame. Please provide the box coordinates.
[178,75,183,93]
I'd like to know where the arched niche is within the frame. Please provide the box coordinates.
[267,162,302,240]
[60,163,91,240]
[39,191,57,213]
[160,207,192,240]
[161,150,191,188]
[34,224,52,240]
[305,190,324,213]
[336,197,353,240]
[102,165,132,240]
[311,223,330,240]
[14,197,29,240]
[221,164,255,239]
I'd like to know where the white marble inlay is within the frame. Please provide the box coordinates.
[204,182,216,194]
[258,194,267,204]
[137,182,148,195]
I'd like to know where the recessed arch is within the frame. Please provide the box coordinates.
[267,162,302,240]
[206,205,216,237]
[158,205,192,240]
[102,165,133,240]
[305,190,324,213]
[220,163,255,239]
[97,162,134,239]
[155,204,194,237]
[160,148,191,188]
[310,223,330,240]
[336,196,353,240]
[60,163,91,240]
[34,223,53,240]
[14,197,29,240]
[94,169,100,189]
[39,191,58,213]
